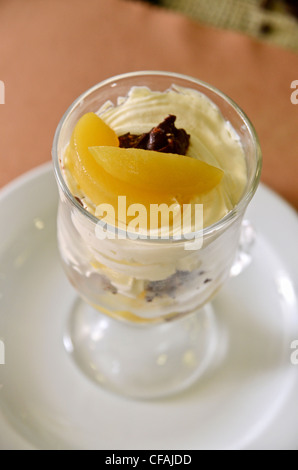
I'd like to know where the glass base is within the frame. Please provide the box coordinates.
[63,299,219,399]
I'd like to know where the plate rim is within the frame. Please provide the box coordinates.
[0,163,298,450]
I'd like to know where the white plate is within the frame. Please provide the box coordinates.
[0,162,297,450]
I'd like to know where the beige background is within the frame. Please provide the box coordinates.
[0,0,297,209]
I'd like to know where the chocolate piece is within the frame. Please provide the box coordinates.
[119,115,190,156]
[118,132,148,149]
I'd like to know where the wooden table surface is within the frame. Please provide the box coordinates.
[0,0,297,209]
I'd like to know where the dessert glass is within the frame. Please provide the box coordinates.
[52,71,262,399]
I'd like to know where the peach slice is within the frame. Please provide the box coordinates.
[89,146,224,203]
[66,112,121,205]
[69,112,119,176]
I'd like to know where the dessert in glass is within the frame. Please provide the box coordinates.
[52,71,262,398]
